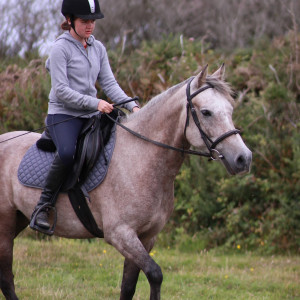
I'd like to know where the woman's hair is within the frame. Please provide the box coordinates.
[61,20,71,31]
[61,15,74,31]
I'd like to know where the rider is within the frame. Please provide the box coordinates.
[30,0,139,234]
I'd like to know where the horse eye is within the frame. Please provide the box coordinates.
[201,109,212,117]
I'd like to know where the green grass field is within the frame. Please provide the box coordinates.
[10,235,299,300]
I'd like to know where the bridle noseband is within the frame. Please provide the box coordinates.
[184,77,241,160]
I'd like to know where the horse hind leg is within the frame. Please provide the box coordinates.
[0,234,19,300]
[15,210,29,238]
[0,210,24,300]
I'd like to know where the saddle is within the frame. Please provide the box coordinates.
[34,109,124,237]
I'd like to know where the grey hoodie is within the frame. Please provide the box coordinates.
[45,32,137,117]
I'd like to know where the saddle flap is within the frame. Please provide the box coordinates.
[18,113,118,193]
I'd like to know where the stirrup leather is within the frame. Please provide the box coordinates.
[30,203,57,236]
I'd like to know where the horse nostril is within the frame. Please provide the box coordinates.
[234,150,252,173]
[236,155,246,167]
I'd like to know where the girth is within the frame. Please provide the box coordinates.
[35,109,123,238]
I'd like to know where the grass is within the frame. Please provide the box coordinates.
[10,233,300,300]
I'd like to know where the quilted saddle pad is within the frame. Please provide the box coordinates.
[18,124,116,192]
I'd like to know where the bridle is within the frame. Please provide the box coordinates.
[107,77,241,160]
[183,77,241,160]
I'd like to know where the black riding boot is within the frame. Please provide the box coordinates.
[30,154,69,235]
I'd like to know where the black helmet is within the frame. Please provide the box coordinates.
[61,0,104,20]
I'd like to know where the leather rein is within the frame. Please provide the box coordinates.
[1,78,240,161]
[107,77,241,160]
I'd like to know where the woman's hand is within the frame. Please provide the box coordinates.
[97,100,114,114]
[132,106,140,113]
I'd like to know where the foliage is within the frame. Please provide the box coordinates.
[97,0,300,51]
[0,59,50,133]
[2,1,299,57]
[0,31,299,253]
[169,32,300,253]
[0,0,62,58]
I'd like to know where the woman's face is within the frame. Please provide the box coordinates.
[73,18,96,39]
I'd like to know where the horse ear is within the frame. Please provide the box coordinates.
[212,63,225,80]
[194,64,208,88]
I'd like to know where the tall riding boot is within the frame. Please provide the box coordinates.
[30,154,69,235]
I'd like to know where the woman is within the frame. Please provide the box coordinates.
[30,0,139,234]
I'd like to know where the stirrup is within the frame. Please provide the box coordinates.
[30,203,57,236]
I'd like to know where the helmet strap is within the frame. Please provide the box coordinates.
[70,16,80,38]
[69,15,90,47]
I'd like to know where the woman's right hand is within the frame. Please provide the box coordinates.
[97,100,114,114]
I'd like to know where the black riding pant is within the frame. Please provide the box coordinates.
[46,114,89,166]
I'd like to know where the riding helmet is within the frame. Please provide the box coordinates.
[61,0,104,19]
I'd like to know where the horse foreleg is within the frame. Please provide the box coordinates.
[120,258,140,300]
[106,229,162,300]
[119,237,156,300]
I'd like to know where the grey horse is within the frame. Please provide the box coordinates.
[0,65,252,300]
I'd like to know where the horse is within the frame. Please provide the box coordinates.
[0,65,252,300]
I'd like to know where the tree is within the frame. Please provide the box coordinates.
[0,0,62,57]
[96,0,300,50]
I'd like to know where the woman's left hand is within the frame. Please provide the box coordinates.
[132,106,140,113]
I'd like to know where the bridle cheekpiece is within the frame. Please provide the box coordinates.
[184,77,241,160]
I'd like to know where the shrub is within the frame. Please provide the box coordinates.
[0,32,299,253]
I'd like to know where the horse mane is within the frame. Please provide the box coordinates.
[123,73,234,123]
[123,79,189,124]
[206,74,235,105]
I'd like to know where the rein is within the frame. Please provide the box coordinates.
[106,113,212,157]
[1,80,240,161]
[107,78,241,160]
[0,97,138,145]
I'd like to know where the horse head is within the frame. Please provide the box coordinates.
[184,64,252,175]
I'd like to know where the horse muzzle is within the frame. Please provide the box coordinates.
[221,147,252,175]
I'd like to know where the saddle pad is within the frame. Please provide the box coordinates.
[18,124,116,192]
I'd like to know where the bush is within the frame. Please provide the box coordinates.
[169,32,300,253]
[0,59,50,133]
[0,32,299,253]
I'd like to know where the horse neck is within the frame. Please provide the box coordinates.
[126,87,189,177]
